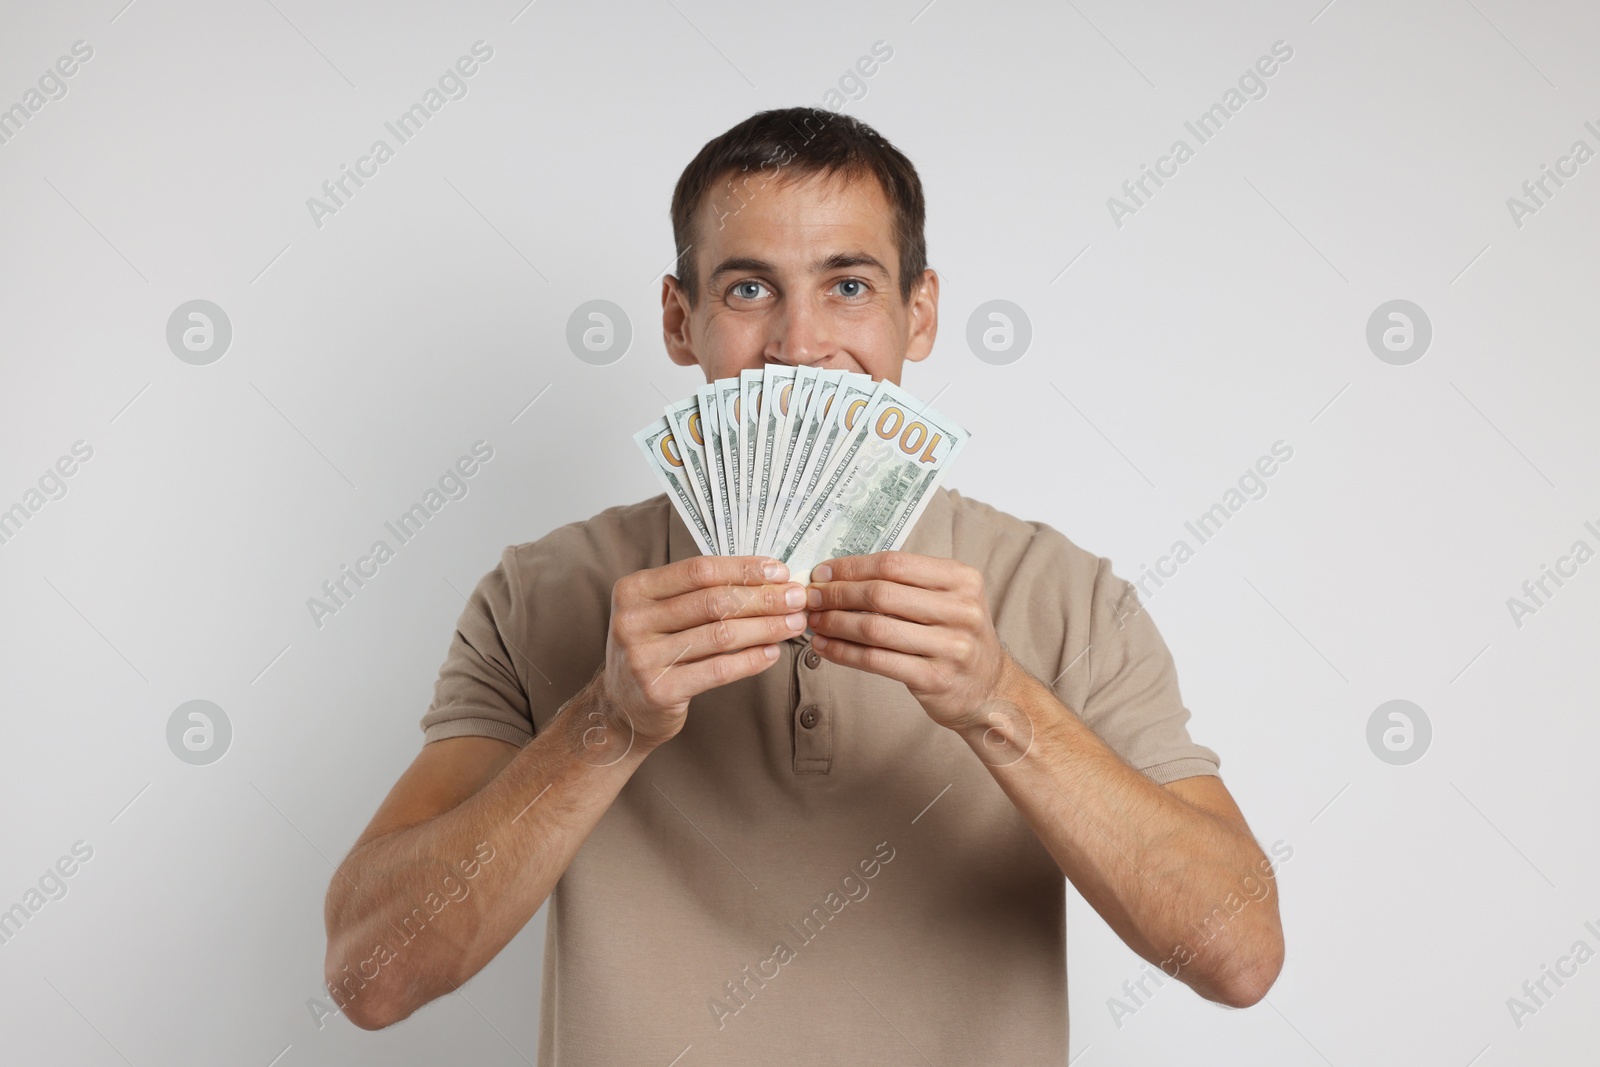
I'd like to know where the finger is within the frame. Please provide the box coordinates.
[635,555,789,601]
[649,642,782,705]
[652,579,807,634]
[811,551,972,592]
[805,577,947,624]
[809,632,942,691]
[652,610,808,667]
[807,608,957,659]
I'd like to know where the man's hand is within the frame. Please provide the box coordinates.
[596,555,807,747]
[805,551,1014,731]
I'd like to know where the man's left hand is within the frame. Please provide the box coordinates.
[806,551,1018,731]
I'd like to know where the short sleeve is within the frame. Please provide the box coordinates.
[419,547,536,748]
[1070,558,1220,785]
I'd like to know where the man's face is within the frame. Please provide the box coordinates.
[662,168,938,383]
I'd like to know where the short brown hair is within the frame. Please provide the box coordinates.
[669,107,927,307]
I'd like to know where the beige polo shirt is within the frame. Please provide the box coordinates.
[420,487,1220,1065]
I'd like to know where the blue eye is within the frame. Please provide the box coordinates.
[836,278,866,298]
[732,281,767,300]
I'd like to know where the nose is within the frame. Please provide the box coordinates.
[763,298,834,367]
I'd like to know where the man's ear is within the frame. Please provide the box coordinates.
[661,275,701,367]
[903,268,939,364]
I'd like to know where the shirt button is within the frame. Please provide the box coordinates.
[799,705,820,729]
[803,647,822,669]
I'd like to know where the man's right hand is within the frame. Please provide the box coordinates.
[593,555,806,747]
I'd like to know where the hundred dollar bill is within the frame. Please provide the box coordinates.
[756,365,819,556]
[634,417,715,555]
[713,377,744,553]
[766,372,879,553]
[697,383,735,558]
[665,396,720,554]
[746,364,796,558]
[636,372,969,571]
[775,380,968,585]
[766,367,846,550]
[739,368,764,554]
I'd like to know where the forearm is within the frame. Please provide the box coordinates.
[958,660,1280,1005]
[324,683,653,1027]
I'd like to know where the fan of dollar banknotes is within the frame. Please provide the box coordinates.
[635,368,969,586]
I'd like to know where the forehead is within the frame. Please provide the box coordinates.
[698,167,895,261]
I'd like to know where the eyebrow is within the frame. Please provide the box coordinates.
[706,251,892,288]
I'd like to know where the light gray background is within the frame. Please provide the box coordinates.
[2,0,1596,1064]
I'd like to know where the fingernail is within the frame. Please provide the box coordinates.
[762,560,788,581]
[812,633,829,649]
[784,585,806,609]
[785,611,806,630]
[813,564,832,582]
[763,644,780,660]
[806,587,822,608]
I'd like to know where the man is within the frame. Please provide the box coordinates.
[322,107,1285,1063]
